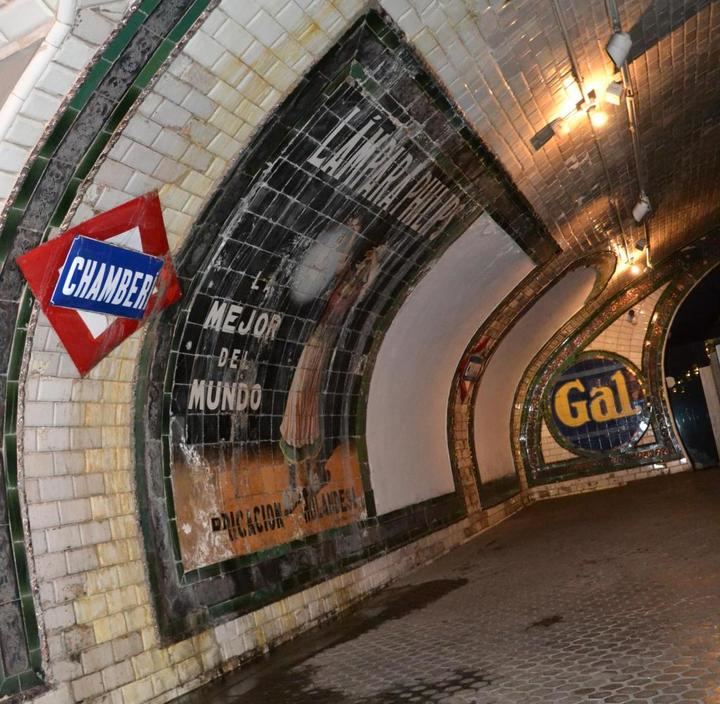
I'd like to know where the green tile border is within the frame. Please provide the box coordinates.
[0,0,215,696]
[2,285,43,695]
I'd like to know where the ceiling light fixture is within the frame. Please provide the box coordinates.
[637,240,653,269]
[532,83,615,149]
[588,106,608,128]
[606,31,632,68]
[632,193,651,223]
[576,88,597,113]
[604,81,624,106]
[605,2,652,264]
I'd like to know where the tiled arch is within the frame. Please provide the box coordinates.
[448,250,617,514]
[3,0,558,699]
[514,242,720,487]
[0,0,711,701]
[0,2,222,698]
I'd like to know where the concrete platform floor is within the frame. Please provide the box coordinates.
[174,471,720,703]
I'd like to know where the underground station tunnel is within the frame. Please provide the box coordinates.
[1,0,720,702]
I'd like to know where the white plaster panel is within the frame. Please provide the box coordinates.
[474,266,596,484]
[367,213,534,516]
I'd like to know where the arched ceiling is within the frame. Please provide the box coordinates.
[0,0,717,270]
[378,0,720,265]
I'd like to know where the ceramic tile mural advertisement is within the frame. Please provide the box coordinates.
[169,73,490,570]
[143,12,555,606]
[519,271,691,487]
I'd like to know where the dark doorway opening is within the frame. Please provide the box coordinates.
[664,265,720,468]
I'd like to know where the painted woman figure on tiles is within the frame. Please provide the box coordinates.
[279,214,383,507]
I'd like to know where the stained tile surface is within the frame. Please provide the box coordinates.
[173,471,720,703]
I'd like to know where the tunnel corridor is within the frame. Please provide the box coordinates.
[0,0,718,703]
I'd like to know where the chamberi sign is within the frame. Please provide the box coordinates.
[17,192,181,375]
[548,352,650,453]
[51,236,164,319]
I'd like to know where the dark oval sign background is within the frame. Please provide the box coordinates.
[548,353,650,453]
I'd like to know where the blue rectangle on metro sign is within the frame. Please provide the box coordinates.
[50,236,164,320]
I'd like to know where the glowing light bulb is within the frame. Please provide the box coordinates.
[588,107,608,128]
[630,263,641,275]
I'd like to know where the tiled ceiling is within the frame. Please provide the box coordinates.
[629,0,720,259]
[396,0,720,265]
[1,0,716,270]
[0,0,53,108]
[0,0,53,57]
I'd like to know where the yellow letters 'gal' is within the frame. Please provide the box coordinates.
[554,371,637,428]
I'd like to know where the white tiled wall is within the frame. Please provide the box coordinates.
[540,420,578,463]
[0,0,54,58]
[0,0,131,211]
[586,285,668,367]
[18,4,398,703]
[69,0,365,250]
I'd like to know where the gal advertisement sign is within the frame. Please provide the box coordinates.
[548,353,650,454]
[17,192,181,375]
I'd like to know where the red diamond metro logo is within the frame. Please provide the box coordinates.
[17,192,182,375]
